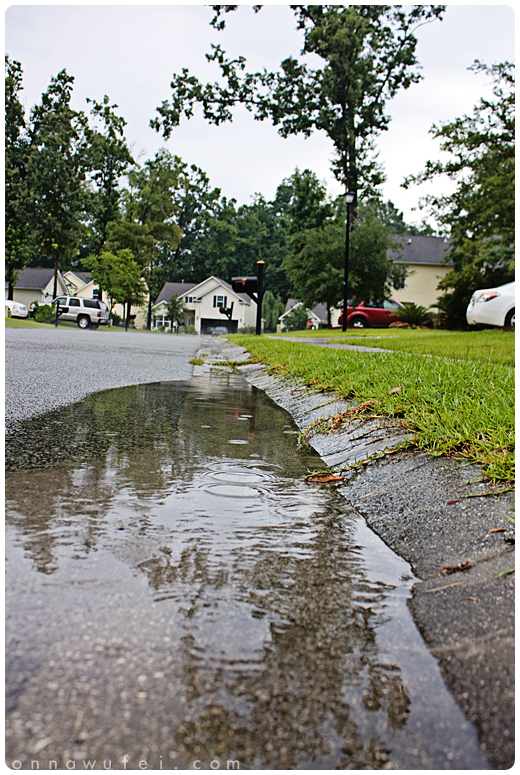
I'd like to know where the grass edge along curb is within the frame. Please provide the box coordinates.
[228,335,514,484]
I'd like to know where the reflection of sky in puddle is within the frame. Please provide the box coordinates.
[5,374,489,770]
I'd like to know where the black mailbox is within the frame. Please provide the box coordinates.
[231,277,258,299]
[219,302,234,320]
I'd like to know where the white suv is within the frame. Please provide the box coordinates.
[53,296,110,329]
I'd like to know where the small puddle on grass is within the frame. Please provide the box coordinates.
[5,373,488,770]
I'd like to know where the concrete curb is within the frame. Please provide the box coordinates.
[202,339,515,769]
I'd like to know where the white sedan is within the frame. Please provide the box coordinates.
[5,299,29,319]
[466,281,515,329]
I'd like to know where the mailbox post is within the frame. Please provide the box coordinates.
[54,300,68,328]
[231,260,265,335]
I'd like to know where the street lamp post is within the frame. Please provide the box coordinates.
[342,191,355,332]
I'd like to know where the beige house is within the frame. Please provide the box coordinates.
[8,268,68,306]
[153,276,258,334]
[388,235,452,310]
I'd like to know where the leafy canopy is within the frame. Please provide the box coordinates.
[152,5,444,200]
[403,60,515,327]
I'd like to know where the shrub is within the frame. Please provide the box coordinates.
[33,302,56,324]
[390,303,434,329]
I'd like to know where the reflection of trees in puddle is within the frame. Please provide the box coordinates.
[5,464,115,574]
[136,501,410,769]
[6,376,411,766]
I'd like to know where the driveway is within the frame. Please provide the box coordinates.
[5,328,204,429]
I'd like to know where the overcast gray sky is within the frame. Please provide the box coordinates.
[5,3,516,227]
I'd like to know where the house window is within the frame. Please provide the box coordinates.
[213,295,227,308]
[186,296,194,303]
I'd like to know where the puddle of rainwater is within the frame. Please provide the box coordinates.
[5,373,488,770]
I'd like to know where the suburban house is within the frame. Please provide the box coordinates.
[279,300,338,330]
[279,235,453,329]
[62,270,148,327]
[388,234,452,310]
[6,268,68,306]
[153,276,258,334]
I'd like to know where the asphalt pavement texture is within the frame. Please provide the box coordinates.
[5,327,203,430]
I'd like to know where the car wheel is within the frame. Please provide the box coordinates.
[505,308,515,329]
[77,315,90,329]
[350,316,367,328]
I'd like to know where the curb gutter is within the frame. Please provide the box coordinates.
[197,339,515,769]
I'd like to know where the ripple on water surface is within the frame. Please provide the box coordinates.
[5,374,489,770]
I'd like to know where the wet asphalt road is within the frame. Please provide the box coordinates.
[5,328,203,429]
[6,374,489,770]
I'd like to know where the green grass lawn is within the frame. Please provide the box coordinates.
[271,327,515,367]
[228,334,515,483]
[5,317,56,329]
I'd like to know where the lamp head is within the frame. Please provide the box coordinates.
[344,191,355,205]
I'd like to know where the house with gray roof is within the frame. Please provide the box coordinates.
[8,268,68,307]
[153,276,257,333]
[388,235,452,310]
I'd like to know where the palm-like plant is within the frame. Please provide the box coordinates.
[390,303,434,329]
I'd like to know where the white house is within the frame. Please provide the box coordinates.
[279,300,340,331]
[153,276,258,334]
[8,268,68,306]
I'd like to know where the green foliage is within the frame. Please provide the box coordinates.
[164,295,189,329]
[33,302,56,324]
[83,249,147,310]
[27,68,89,288]
[5,56,34,296]
[391,303,434,328]
[284,223,343,319]
[262,290,285,331]
[83,95,134,254]
[282,304,311,332]
[404,61,515,326]
[283,204,393,318]
[228,335,514,482]
[152,5,444,201]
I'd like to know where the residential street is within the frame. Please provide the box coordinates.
[5,328,203,429]
[5,330,514,769]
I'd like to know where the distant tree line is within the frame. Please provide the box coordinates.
[7,30,513,330]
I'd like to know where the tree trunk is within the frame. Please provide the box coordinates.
[125,301,131,332]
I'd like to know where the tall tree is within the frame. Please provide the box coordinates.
[283,204,393,323]
[27,69,89,298]
[83,248,147,328]
[152,5,444,212]
[107,149,183,328]
[83,96,135,255]
[403,60,515,326]
[5,56,33,298]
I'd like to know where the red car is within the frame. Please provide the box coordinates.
[337,299,405,328]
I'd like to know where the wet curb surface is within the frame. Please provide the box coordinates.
[204,340,515,770]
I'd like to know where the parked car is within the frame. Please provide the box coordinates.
[5,299,29,319]
[337,299,405,328]
[466,281,515,329]
[51,296,110,329]
[212,326,229,336]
